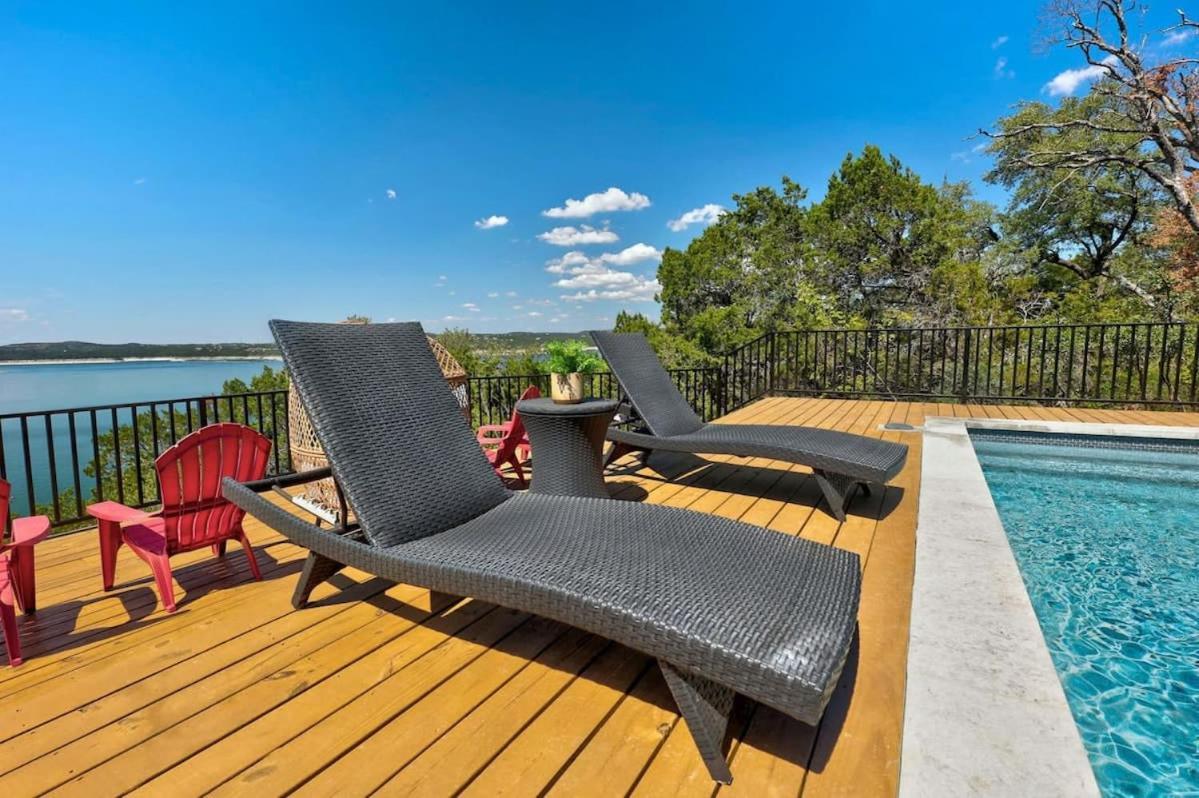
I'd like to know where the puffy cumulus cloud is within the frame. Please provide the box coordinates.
[1044,56,1117,97]
[0,308,30,322]
[386,189,397,200]
[536,224,619,246]
[545,244,662,274]
[462,302,481,312]
[474,214,509,229]
[547,244,662,303]
[542,187,650,218]
[667,204,726,231]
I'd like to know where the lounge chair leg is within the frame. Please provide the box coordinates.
[604,442,654,470]
[812,470,859,522]
[292,551,346,609]
[603,441,633,468]
[659,660,735,785]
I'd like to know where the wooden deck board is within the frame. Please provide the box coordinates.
[1,398,1196,797]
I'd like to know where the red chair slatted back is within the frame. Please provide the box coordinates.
[154,424,272,552]
[0,478,10,550]
[494,385,540,463]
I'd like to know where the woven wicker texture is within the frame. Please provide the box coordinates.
[516,398,616,498]
[224,479,860,724]
[590,331,705,438]
[225,319,861,759]
[591,331,908,484]
[286,331,469,518]
[273,320,508,547]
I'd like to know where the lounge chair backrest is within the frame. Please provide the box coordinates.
[590,331,705,437]
[270,320,509,547]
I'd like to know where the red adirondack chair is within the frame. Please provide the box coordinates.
[476,385,540,486]
[1,478,50,666]
[86,423,272,613]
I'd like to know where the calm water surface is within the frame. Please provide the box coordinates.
[972,432,1199,797]
[0,359,280,513]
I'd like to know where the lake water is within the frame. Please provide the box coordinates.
[0,359,282,515]
[0,359,282,415]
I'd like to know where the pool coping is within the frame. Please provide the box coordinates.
[900,416,1110,798]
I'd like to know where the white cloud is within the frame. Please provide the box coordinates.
[667,204,726,232]
[544,251,592,274]
[506,290,518,298]
[951,151,971,164]
[487,292,499,298]
[474,214,509,229]
[545,243,662,275]
[993,56,1014,79]
[133,177,146,185]
[0,308,30,322]
[1163,29,1196,47]
[386,189,397,200]
[1044,56,1117,97]
[537,224,619,246]
[462,302,480,312]
[599,243,662,267]
[558,281,661,303]
[542,187,651,218]
[442,314,467,322]
[991,35,1009,49]
[549,244,662,303]
[527,311,543,317]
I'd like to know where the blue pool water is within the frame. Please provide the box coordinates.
[971,431,1199,797]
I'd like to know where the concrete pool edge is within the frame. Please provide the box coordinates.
[900,417,1101,797]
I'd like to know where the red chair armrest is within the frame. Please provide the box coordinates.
[476,423,511,437]
[86,501,153,525]
[10,515,50,547]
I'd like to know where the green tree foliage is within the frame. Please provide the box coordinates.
[653,146,1001,357]
[987,92,1177,319]
[222,364,289,395]
[805,147,998,326]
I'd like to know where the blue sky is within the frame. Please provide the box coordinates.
[0,1,1186,343]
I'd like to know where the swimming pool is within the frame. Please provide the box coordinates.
[971,430,1199,796]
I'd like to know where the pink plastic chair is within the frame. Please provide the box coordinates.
[1,478,51,666]
[86,423,272,613]
[476,385,540,486]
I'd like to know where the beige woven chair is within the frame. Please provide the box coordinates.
[287,333,469,520]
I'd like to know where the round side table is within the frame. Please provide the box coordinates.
[516,397,618,499]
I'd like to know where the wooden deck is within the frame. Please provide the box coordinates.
[2,397,1196,797]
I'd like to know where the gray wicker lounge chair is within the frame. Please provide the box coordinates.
[222,321,860,784]
[590,331,908,521]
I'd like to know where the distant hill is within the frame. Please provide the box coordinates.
[460,331,591,352]
[0,341,280,362]
[0,332,591,362]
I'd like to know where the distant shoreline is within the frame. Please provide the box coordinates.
[0,356,285,367]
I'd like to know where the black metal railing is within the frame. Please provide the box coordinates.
[771,322,1199,406]
[5,321,1196,528]
[0,390,290,525]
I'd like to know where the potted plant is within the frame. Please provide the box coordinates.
[544,339,602,404]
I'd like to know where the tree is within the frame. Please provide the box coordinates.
[986,1,1199,238]
[805,147,998,326]
[222,364,288,395]
[987,91,1175,314]
[434,328,488,375]
[656,147,999,357]
[612,311,714,368]
[658,176,835,352]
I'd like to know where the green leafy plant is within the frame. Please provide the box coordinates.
[544,339,602,374]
